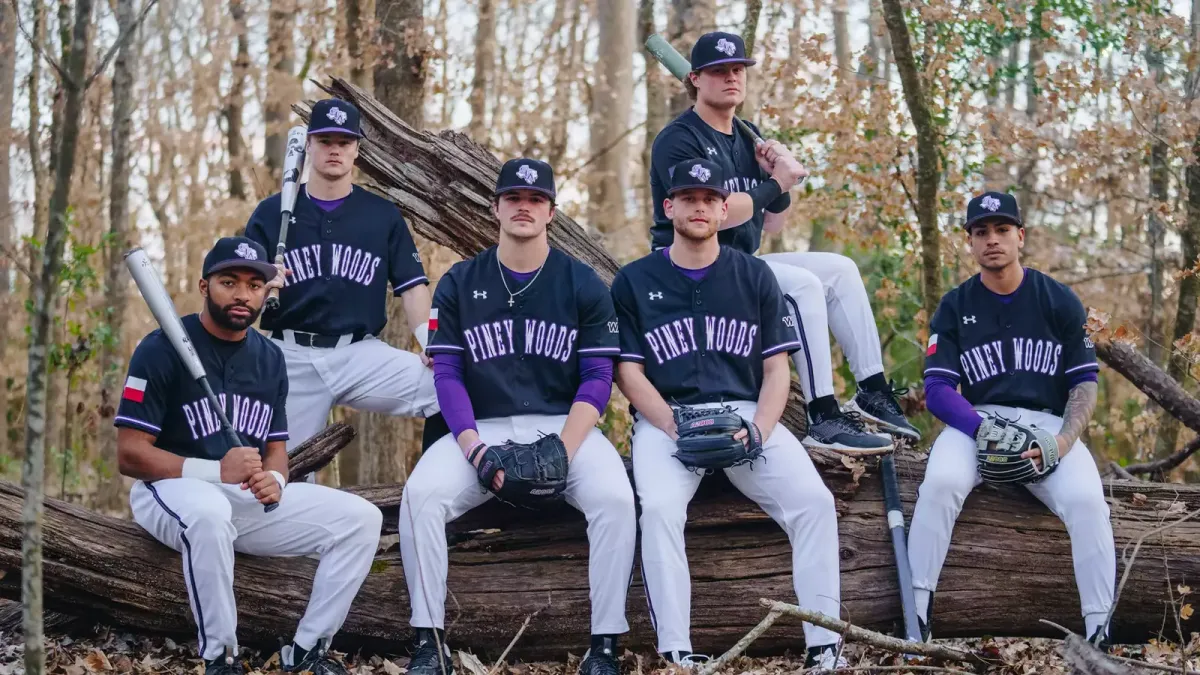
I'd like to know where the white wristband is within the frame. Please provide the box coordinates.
[182,458,223,483]
[269,470,287,490]
[415,322,429,350]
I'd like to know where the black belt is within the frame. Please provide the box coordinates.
[271,330,366,348]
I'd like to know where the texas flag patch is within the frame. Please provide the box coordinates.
[122,376,147,403]
[926,333,938,356]
[429,308,439,332]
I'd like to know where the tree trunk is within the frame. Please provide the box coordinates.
[1016,21,1042,225]
[639,0,666,227]
[735,0,764,119]
[26,0,47,276]
[832,0,851,87]
[23,0,95,669]
[468,0,495,143]
[586,0,634,244]
[666,0,715,116]
[0,0,16,463]
[226,0,249,201]
[880,0,942,323]
[95,0,139,514]
[374,0,426,128]
[265,0,297,182]
[344,0,376,90]
[0,452,1195,657]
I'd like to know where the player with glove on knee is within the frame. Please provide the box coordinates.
[613,158,846,672]
[909,191,1116,647]
[399,159,637,675]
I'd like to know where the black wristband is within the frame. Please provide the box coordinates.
[748,178,784,212]
[467,442,487,465]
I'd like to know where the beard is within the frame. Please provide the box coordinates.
[206,294,261,331]
[672,216,719,243]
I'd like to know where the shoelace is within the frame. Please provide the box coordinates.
[861,382,909,416]
[831,409,870,433]
[585,649,620,675]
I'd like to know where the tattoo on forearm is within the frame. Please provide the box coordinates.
[1059,381,1098,449]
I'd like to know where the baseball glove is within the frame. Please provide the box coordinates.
[475,434,569,507]
[974,413,1060,485]
[672,404,765,473]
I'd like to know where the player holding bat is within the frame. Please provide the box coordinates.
[115,237,383,675]
[244,98,446,469]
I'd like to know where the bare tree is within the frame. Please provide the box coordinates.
[0,0,16,461]
[586,0,634,244]
[832,0,851,87]
[95,0,139,513]
[1016,17,1042,224]
[639,0,666,225]
[667,0,715,116]
[345,0,375,90]
[226,0,249,200]
[265,0,297,181]
[468,0,496,143]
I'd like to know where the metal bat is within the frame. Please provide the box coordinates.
[881,454,922,643]
[265,125,309,313]
[123,247,280,513]
[644,33,764,146]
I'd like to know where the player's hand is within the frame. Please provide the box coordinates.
[734,428,749,448]
[263,263,292,292]
[468,445,504,490]
[768,151,808,191]
[220,446,263,483]
[244,470,281,504]
[1021,445,1043,470]
[420,352,432,369]
[754,139,784,173]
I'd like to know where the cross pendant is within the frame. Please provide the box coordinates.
[508,297,515,307]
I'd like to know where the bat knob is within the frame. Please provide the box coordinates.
[265,502,280,513]
[265,295,280,312]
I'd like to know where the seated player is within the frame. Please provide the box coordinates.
[399,159,637,675]
[115,237,383,675]
[910,191,1116,646]
[647,31,917,452]
[613,158,847,672]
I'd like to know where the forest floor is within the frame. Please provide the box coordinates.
[0,623,1196,675]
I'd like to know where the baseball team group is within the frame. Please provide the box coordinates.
[111,29,1117,675]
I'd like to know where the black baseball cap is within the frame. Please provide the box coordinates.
[495,158,556,201]
[667,158,730,198]
[308,98,364,138]
[202,237,278,281]
[964,191,1023,230]
[691,32,757,72]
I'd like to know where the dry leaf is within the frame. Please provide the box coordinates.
[1167,501,1187,515]
[382,659,405,675]
[457,650,490,675]
[1182,604,1194,620]
[1131,492,1148,506]
[1179,584,1192,596]
[840,455,867,487]
[84,650,112,672]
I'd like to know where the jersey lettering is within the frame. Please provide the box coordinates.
[523,320,578,362]
[959,338,1064,386]
[705,315,756,357]
[182,393,274,442]
[281,244,323,286]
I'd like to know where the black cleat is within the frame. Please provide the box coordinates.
[803,409,895,454]
[282,638,349,675]
[204,649,244,675]
[1088,626,1112,652]
[579,636,621,675]
[846,381,920,441]
[804,643,848,671]
[408,628,455,675]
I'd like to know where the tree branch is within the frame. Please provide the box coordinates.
[1122,436,1200,477]
[9,0,70,85]
[82,0,159,90]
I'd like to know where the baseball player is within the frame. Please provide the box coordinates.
[910,191,1115,645]
[614,158,847,671]
[648,31,917,453]
[114,236,383,675]
[398,159,636,675]
[244,98,442,468]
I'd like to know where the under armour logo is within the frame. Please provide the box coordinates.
[715,38,737,56]
[234,242,258,260]
[473,290,487,299]
[649,292,663,300]
[516,165,538,185]
[689,164,711,182]
[706,147,718,156]
[981,195,1001,212]
[608,320,619,334]
[289,216,297,226]
[327,106,348,125]
[963,315,977,324]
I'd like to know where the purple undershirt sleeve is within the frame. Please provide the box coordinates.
[574,356,614,416]
[924,374,985,438]
[433,353,478,439]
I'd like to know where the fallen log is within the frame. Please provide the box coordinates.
[285,422,356,482]
[0,445,1196,662]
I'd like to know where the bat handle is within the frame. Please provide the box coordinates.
[201,378,280,514]
[735,117,765,147]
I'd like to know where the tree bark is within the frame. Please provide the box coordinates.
[23,0,95,669]
[639,0,666,227]
[374,0,426,128]
[226,0,249,201]
[0,450,1195,658]
[1016,18,1043,225]
[832,0,851,87]
[26,0,47,276]
[586,0,634,243]
[468,0,495,143]
[666,0,715,117]
[1095,337,1200,436]
[880,0,942,323]
[0,0,16,463]
[344,0,376,90]
[95,0,139,513]
[265,0,297,182]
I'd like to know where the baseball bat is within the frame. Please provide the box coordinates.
[123,247,280,513]
[881,454,922,643]
[265,126,309,313]
[644,33,764,147]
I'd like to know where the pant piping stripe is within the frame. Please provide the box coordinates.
[146,483,209,659]
[784,294,818,397]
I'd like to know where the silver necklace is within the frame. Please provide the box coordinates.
[498,252,547,307]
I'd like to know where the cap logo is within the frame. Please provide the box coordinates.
[516,164,538,185]
[689,163,711,182]
[715,38,737,56]
[981,195,1001,212]
[327,106,348,125]
[234,242,258,260]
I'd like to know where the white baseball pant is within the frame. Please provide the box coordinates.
[275,333,439,455]
[399,414,636,634]
[907,404,1116,636]
[130,478,382,661]
[760,252,885,401]
[633,400,843,653]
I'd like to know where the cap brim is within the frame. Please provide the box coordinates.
[668,184,730,198]
[307,126,364,138]
[696,57,757,70]
[963,213,1022,229]
[495,186,557,201]
[206,260,278,281]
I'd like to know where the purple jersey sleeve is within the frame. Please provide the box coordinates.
[574,356,614,415]
[924,374,984,437]
[433,352,477,438]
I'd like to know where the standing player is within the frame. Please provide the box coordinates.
[115,237,383,675]
[614,158,846,671]
[911,191,1115,645]
[244,98,442,466]
[398,159,637,675]
[648,31,916,453]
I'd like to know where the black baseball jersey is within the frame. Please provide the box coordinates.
[426,247,619,420]
[243,185,427,337]
[114,314,289,460]
[649,109,791,254]
[613,246,799,405]
[923,268,1099,415]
